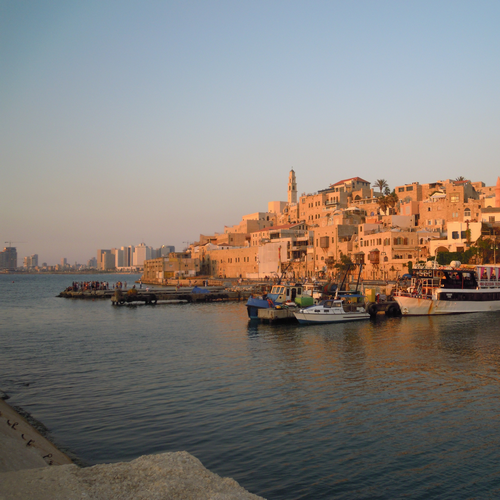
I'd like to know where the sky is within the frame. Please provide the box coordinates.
[1,0,499,265]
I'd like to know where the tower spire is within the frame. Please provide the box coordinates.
[288,168,297,204]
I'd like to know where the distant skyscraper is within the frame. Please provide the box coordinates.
[288,169,297,204]
[0,247,17,270]
[23,254,38,268]
[133,243,152,267]
[160,245,175,257]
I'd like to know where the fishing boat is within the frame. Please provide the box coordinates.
[293,295,370,324]
[246,283,312,320]
[393,264,500,315]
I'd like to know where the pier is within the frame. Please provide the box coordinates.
[110,288,252,305]
[58,287,254,305]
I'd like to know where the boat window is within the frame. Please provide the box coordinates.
[334,302,342,307]
[324,301,333,307]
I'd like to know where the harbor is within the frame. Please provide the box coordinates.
[4,273,500,499]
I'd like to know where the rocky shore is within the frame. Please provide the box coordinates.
[0,399,263,499]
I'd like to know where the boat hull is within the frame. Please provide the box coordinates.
[293,311,370,324]
[246,297,272,319]
[395,293,500,316]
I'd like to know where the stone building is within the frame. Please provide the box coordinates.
[142,252,200,282]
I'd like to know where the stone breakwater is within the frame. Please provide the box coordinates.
[0,399,264,500]
[58,288,254,304]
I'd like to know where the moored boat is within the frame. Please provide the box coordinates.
[293,295,370,324]
[246,283,312,319]
[393,264,500,315]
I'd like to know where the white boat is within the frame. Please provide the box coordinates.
[293,296,370,324]
[393,265,500,316]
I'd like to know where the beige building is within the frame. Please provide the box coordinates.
[142,252,200,282]
[428,221,482,256]
[418,181,482,232]
[206,246,259,278]
[298,177,372,226]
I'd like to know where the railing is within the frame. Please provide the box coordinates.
[479,279,500,289]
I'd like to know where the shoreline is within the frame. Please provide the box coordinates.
[0,398,73,473]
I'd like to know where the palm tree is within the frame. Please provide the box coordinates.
[373,179,388,193]
[386,192,399,212]
[376,195,390,214]
[455,176,465,181]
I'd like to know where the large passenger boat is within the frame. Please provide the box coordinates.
[393,264,500,315]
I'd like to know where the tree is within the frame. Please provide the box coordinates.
[373,179,388,193]
[376,195,390,214]
[386,192,399,211]
[455,176,465,181]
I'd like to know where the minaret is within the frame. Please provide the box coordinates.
[288,168,297,204]
[496,176,500,208]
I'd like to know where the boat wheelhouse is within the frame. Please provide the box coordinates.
[246,283,311,320]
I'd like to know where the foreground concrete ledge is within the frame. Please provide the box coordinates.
[0,399,264,499]
[0,451,264,500]
[0,398,73,473]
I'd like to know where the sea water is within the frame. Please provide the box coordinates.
[2,274,500,499]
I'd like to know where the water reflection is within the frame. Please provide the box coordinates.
[4,277,500,499]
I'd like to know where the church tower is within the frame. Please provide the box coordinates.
[288,168,297,205]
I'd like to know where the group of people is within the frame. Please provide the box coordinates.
[66,281,128,292]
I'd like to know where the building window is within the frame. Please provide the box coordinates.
[450,194,460,203]
[452,231,459,239]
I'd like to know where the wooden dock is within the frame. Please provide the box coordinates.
[257,306,298,322]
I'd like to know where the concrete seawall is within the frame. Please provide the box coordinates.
[0,399,264,499]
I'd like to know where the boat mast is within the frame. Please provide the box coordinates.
[354,263,363,294]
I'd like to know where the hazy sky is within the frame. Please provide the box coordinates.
[1,1,499,265]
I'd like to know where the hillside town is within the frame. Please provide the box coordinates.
[140,171,500,284]
[3,171,500,280]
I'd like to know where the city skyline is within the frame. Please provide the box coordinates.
[2,1,499,265]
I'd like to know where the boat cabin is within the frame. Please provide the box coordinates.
[439,269,478,290]
[268,284,303,303]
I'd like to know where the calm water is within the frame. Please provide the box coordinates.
[2,274,500,499]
